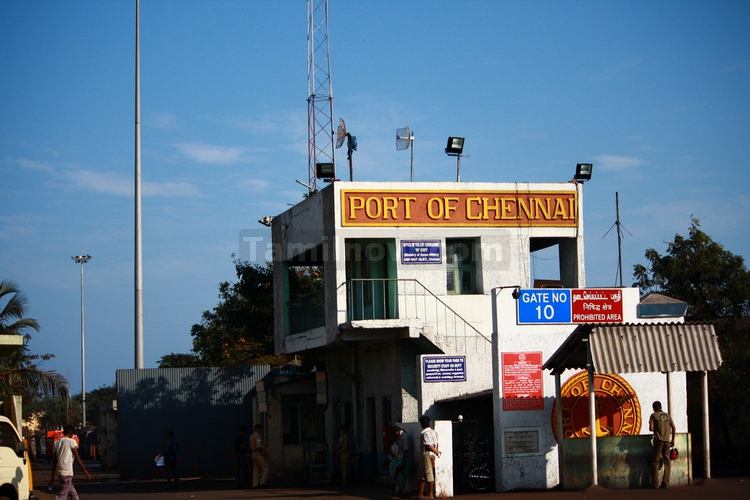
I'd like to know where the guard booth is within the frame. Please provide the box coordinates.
[543,322,723,489]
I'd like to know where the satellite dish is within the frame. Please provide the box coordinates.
[396,127,412,151]
[396,126,415,181]
[336,118,347,149]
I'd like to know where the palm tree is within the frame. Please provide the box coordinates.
[0,280,69,400]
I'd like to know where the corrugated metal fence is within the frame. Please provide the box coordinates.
[116,366,270,479]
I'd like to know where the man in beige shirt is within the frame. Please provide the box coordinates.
[649,401,676,488]
[250,424,269,488]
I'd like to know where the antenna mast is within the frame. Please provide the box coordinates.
[603,192,631,287]
[307,0,335,192]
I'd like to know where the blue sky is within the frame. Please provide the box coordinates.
[2,0,749,393]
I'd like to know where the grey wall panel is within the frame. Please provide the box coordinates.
[116,366,270,479]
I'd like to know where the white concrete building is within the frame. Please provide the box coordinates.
[262,179,719,493]
[266,180,586,488]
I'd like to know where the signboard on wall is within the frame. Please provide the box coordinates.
[423,355,466,382]
[502,428,541,456]
[517,289,572,324]
[517,288,624,324]
[341,189,578,227]
[571,288,623,323]
[401,240,442,264]
[501,352,544,411]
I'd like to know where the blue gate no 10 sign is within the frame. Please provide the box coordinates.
[517,289,572,324]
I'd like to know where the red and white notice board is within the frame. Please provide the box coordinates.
[502,352,544,411]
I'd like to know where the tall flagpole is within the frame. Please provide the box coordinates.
[134,0,144,368]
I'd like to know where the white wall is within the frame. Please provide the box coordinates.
[491,287,689,491]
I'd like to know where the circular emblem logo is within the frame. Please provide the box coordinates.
[551,372,641,440]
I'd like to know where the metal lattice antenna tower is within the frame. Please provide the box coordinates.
[307,0,335,193]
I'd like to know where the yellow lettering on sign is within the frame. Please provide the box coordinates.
[427,197,444,219]
[383,196,398,219]
[483,197,501,220]
[444,197,459,219]
[466,197,482,220]
[402,196,416,219]
[365,197,382,219]
[501,198,516,220]
[553,198,568,219]
[518,198,534,220]
[349,196,365,219]
[534,198,551,219]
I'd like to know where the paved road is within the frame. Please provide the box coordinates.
[29,463,750,499]
[30,477,750,500]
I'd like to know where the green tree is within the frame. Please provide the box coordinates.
[157,353,202,368]
[633,217,750,319]
[0,281,68,403]
[633,218,750,471]
[159,259,323,367]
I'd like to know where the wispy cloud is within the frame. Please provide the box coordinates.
[175,142,248,165]
[594,154,645,171]
[149,112,179,129]
[65,169,200,198]
[15,157,56,174]
[242,178,271,191]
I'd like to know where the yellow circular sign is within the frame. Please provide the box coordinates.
[551,371,642,440]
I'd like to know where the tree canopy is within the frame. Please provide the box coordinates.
[633,217,750,319]
[633,218,750,469]
[160,260,295,367]
[0,280,68,403]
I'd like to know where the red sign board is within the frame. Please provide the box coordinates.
[571,288,623,323]
[502,352,544,411]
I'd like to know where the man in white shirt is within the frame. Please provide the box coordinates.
[417,415,440,499]
[49,425,90,500]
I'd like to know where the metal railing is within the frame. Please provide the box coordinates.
[339,278,491,353]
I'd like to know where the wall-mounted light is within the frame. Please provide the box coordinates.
[445,136,465,156]
[574,163,593,183]
[315,162,335,180]
[258,216,273,227]
[445,136,466,181]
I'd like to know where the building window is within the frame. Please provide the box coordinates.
[446,238,479,294]
[282,394,324,444]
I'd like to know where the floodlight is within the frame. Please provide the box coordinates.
[574,163,593,182]
[445,136,465,156]
[258,216,274,227]
[315,162,335,179]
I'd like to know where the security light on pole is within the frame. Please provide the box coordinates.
[72,254,91,428]
[445,136,465,181]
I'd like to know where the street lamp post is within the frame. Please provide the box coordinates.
[72,254,91,428]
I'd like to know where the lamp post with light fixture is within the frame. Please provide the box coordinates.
[445,136,465,181]
[72,254,91,428]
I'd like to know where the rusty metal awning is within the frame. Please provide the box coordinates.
[543,322,723,375]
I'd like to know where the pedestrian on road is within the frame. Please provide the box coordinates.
[649,400,676,489]
[335,425,350,486]
[250,424,269,488]
[417,415,440,500]
[390,424,412,495]
[49,424,91,500]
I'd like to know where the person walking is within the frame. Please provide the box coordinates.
[48,424,91,500]
[649,400,676,489]
[417,415,440,500]
[250,424,269,488]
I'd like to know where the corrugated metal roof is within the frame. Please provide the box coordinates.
[116,366,270,409]
[543,323,722,374]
